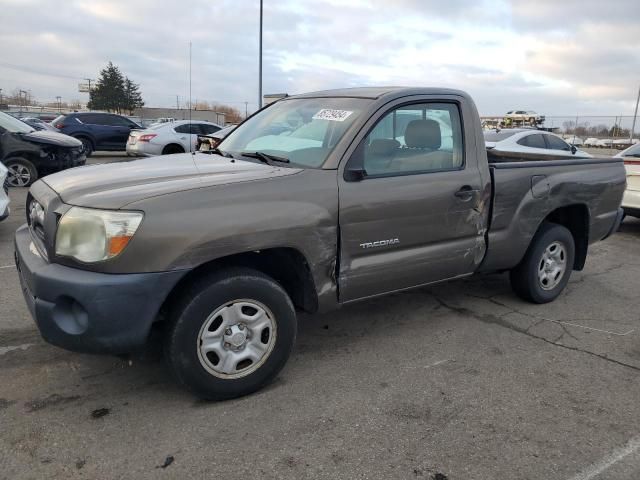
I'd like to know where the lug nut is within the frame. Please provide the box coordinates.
[238,324,245,331]
[225,328,232,336]
[224,342,230,348]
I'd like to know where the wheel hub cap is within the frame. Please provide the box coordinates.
[7,165,31,187]
[197,300,277,379]
[538,241,567,290]
[225,325,248,348]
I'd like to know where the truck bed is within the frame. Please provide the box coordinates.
[479,157,625,273]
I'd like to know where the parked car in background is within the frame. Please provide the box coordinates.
[52,112,142,157]
[0,162,9,221]
[563,135,584,146]
[504,110,545,125]
[0,112,85,187]
[126,120,222,156]
[584,137,599,147]
[197,125,236,152]
[596,139,613,148]
[20,117,57,132]
[615,143,640,218]
[484,129,592,159]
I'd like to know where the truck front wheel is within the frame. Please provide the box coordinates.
[164,267,297,400]
[510,223,575,303]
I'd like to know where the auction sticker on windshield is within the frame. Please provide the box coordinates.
[312,109,353,122]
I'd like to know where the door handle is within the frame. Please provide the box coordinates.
[454,185,478,201]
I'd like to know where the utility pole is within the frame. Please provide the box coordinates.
[245,101,249,119]
[0,88,3,105]
[56,96,62,113]
[176,95,180,110]
[258,0,263,109]
[19,89,27,116]
[631,84,640,142]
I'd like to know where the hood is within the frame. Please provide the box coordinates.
[22,130,82,148]
[41,152,302,209]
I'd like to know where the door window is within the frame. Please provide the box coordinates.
[358,103,463,176]
[174,123,199,134]
[517,134,547,149]
[199,124,221,135]
[545,134,571,151]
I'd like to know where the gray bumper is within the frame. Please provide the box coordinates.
[14,224,186,354]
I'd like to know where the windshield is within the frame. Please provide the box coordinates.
[0,112,35,133]
[220,97,370,167]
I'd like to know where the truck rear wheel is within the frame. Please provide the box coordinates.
[510,222,575,304]
[164,267,297,400]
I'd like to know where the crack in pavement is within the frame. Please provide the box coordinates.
[433,295,640,374]
[464,293,634,337]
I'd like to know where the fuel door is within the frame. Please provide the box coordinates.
[531,175,550,199]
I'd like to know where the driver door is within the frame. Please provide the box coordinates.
[338,99,488,302]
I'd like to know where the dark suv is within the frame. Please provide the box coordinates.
[52,112,141,156]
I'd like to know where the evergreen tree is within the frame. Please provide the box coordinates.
[87,62,144,114]
[124,77,144,114]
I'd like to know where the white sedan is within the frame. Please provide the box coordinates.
[127,120,222,156]
[484,129,592,159]
[615,143,640,218]
[0,163,10,222]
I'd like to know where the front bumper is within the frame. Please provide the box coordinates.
[14,224,186,354]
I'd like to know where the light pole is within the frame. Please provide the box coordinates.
[631,84,640,142]
[56,96,62,113]
[19,89,27,116]
[258,0,263,109]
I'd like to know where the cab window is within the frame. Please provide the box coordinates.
[359,103,464,176]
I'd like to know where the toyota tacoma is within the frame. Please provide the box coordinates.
[14,87,625,399]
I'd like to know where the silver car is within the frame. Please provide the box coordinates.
[126,120,222,156]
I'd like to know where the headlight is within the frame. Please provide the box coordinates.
[55,207,143,263]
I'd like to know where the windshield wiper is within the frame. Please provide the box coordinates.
[241,151,290,164]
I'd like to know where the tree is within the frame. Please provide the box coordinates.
[88,61,144,114]
[123,77,144,114]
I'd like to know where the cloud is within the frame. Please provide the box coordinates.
[0,0,637,115]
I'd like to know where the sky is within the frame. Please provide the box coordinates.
[1,0,639,116]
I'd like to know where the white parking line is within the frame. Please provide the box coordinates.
[551,319,634,337]
[424,359,449,369]
[567,435,640,480]
[0,265,14,269]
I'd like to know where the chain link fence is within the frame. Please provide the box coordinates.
[544,116,638,151]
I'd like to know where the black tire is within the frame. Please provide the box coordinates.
[510,222,575,304]
[162,144,185,155]
[5,157,38,187]
[164,267,297,400]
[76,137,94,157]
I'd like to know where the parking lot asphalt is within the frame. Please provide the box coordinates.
[1,153,639,479]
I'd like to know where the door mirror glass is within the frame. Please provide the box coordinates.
[571,145,577,154]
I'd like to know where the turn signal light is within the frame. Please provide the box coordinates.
[108,236,132,256]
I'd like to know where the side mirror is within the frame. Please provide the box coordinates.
[571,145,577,154]
[344,166,366,182]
